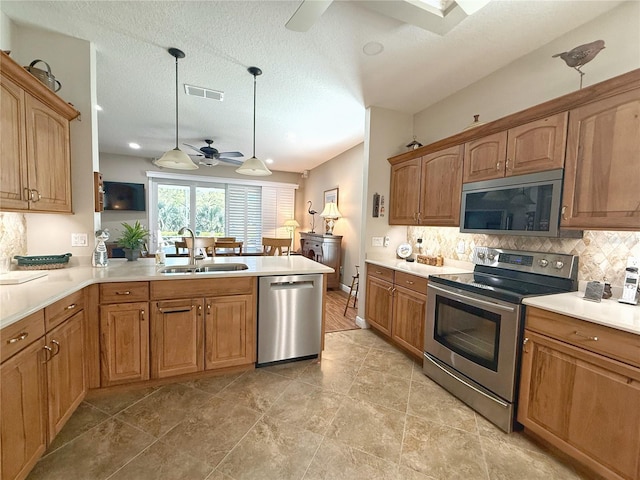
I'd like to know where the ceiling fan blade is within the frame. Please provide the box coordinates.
[285,0,333,32]
[184,143,204,154]
[217,151,244,158]
[218,158,244,166]
[199,159,220,167]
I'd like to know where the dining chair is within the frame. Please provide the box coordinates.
[214,241,243,256]
[183,237,217,256]
[262,237,291,256]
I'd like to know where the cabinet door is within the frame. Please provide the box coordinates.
[151,298,203,378]
[562,88,640,230]
[391,285,426,358]
[463,131,507,183]
[1,338,47,480]
[420,145,463,226]
[0,75,29,211]
[100,302,149,386]
[46,311,86,443]
[518,330,640,480]
[365,275,393,336]
[24,94,71,213]
[506,112,567,176]
[204,295,255,369]
[389,157,421,225]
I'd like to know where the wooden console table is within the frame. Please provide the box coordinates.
[300,232,342,289]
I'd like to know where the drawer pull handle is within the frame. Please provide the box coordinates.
[405,280,414,284]
[51,339,61,357]
[7,332,28,344]
[43,345,53,362]
[158,305,194,314]
[574,331,598,341]
[116,291,131,295]
[375,270,383,274]
[66,303,77,310]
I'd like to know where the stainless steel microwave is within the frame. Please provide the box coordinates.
[460,169,563,237]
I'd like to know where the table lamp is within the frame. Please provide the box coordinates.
[320,202,342,235]
[283,219,300,256]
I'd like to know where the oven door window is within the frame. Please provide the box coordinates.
[434,296,500,371]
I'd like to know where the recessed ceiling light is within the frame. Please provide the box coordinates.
[129,142,141,149]
[363,41,384,56]
[95,105,103,111]
[265,158,274,164]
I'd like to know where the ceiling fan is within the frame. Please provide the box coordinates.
[285,0,490,35]
[183,139,244,167]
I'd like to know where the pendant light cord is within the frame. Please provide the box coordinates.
[252,73,256,158]
[174,55,179,150]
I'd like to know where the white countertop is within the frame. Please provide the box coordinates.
[0,256,333,329]
[365,257,473,279]
[523,291,640,335]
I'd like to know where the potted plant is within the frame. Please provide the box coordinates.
[116,221,150,261]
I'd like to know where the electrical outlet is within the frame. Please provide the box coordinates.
[372,237,383,247]
[383,236,390,247]
[456,240,466,254]
[627,257,639,269]
[71,233,88,247]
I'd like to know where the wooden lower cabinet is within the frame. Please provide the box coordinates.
[1,338,47,480]
[365,265,427,358]
[45,310,86,442]
[151,298,204,379]
[205,294,255,369]
[100,302,149,386]
[519,309,640,480]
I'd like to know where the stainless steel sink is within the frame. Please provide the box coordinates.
[158,264,248,274]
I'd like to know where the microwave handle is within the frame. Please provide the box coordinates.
[428,284,516,313]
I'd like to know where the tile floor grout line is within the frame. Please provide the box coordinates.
[39,414,113,460]
[102,438,163,480]
[85,386,161,417]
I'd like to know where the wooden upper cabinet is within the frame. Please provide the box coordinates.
[389,157,421,225]
[562,88,640,230]
[0,51,79,213]
[389,146,463,226]
[463,131,507,183]
[463,113,567,183]
[0,76,29,210]
[420,145,463,226]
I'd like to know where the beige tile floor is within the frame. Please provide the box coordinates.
[27,329,588,480]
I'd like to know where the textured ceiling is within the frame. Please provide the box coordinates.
[1,1,621,173]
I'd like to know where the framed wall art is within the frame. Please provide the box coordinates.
[324,188,338,206]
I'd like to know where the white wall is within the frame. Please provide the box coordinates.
[303,143,364,285]
[10,25,99,262]
[413,1,640,144]
[0,11,12,50]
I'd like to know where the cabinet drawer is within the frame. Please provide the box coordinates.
[367,265,394,282]
[526,307,640,368]
[0,310,45,363]
[151,277,255,300]
[395,272,428,295]
[100,282,149,304]
[45,290,84,331]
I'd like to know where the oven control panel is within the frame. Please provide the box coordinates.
[473,247,578,279]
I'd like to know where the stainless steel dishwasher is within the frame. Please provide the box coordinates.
[257,274,323,366]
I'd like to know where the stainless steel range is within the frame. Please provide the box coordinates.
[423,247,578,433]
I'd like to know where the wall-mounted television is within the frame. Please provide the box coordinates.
[103,181,146,211]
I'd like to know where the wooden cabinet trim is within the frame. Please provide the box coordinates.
[394,271,428,295]
[388,68,640,165]
[367,264,395,282]
[150,277,254,300]
[100,282,149,304]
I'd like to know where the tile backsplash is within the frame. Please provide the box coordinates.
[0,212,27,260]
[409,227,640,288]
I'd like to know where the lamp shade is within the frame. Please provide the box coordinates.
[320,202,342,218]
[236,156,272,176]
[283,219,300,228]
[154,148,199,170]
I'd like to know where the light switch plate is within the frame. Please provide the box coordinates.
[372,237,383,247]
[71,233,88,247]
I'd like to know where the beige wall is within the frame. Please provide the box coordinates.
[302,143,364,285]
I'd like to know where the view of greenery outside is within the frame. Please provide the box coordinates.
[157,185,225,250]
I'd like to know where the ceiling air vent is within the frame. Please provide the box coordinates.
[184,84,224,101]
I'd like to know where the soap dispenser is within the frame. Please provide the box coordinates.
[93,229,109,267]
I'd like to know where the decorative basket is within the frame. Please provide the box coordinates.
[14,253,72,270]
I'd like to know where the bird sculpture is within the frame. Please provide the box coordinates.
[553,40,605,89]
[307,201,317,233]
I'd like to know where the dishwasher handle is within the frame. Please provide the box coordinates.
[269,280,315,290]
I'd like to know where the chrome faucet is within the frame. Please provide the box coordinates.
[178,227,196,265]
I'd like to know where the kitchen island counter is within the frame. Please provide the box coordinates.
[523,291,640,335]
[0,256,333,329]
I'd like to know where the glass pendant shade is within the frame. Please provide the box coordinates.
[237,66,272,176]
[156,47,198,171]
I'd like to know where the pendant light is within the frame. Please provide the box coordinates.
[236,66,272,176]
[154,48,198,170]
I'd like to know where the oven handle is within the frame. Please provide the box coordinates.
[423,352,509,408]
[428,284,516,313]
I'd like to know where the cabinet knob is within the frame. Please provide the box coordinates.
[496,161,501,171]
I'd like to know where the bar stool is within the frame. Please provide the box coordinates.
[344,265,360,316]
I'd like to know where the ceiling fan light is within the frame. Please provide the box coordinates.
[155,148,199,170]
[236,156,272,176]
